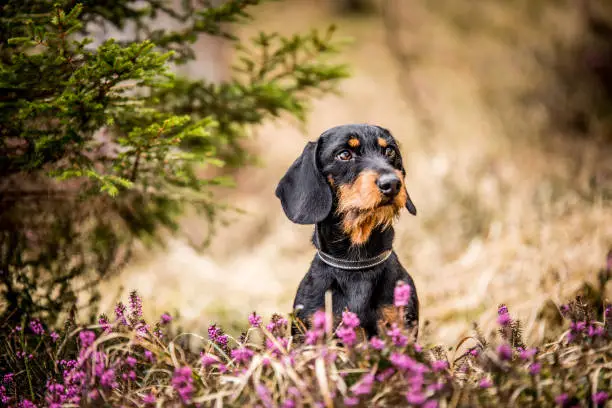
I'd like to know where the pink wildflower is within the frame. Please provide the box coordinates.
[394,281,411,307]
[341,311,360,329]
[171,367,194,403]
[248,312,262,327]
[497,343,512,361]
[369,336,385,350]
[432,360,448,372]
[479,378,492,388]
[231,347,254,364]
[351,373,374,395]
[79,331,95,348]
[29,319,44,335]
[336,326,357,347]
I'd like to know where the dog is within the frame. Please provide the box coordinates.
[275,124,419,337]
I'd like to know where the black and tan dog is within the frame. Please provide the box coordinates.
[275,124,419,337]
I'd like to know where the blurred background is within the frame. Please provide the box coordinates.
[100,0,612,344]
[3,0,612,345]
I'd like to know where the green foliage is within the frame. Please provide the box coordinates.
[0,0,349,325]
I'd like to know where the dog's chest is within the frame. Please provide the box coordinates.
[332,275,380,319]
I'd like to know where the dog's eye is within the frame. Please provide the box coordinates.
[336,150,353,161]
[384,147,396,159]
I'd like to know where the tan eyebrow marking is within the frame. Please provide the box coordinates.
[377,137,388,147]
[348,138,360,148]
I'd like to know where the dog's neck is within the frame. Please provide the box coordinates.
[312,213,394,261]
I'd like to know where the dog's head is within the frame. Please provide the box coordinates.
[275,124,416,245]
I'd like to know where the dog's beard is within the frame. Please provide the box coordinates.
[336,171,407,245]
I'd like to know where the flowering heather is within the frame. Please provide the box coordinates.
[394,280,411,306]
[248,312,262,327]
[129,290,143,318]
[0,282,611,407]
[160,313,172,324]
[28,319,44,335]
[171,367,194,403]
[114,302,128,326]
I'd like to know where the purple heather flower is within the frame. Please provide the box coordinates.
[344,396,359,406]
[126,356,137,368]
[312,310,327,331]
[88,389,99,400]
[256,384,273,408]
[497,312,511,326]
[266,314,289,333]
[432,360,449,372]
[248,312,262,327]
[497,343,512,361]
[265,337,289,356]
[519,347,537,360]
[79,331,96,348]
[201,353,220,367]
[469,348,480,357]
[336,326,357,347]
[171,367,194,404]
[588,324,604,337]
[144,350,155,362]
[414,343,423,352]
[479,378,492,388]
[369,336,385,350]
[529,362,541,375]
[231,347,254,364]
[282,400,296,408]
[406,391,426,405]
[100,369,117,389]
[129,290,143,318]
[423,400,439,408]
[305,329,323,345]
[394,281,411,307]
[390,352,416,371]
[98,317,111,333]
[136,323,150,337]
[160,313,172,324]
[208,324,228,347]
[18,399,36,408]
[115,302,128,325]
[498,305,508,315]
[29,319,44,335]
[570,321,586,332]
[387,324,408,347]
[593,392,609,406]
[0,385,9,405]
[3,374,14,383]
[376,368,395,382]
[555,393,569,406]
[351,373,374,396]
[342,311,360,329]
[142,393,156,404]
[50,331,60,342]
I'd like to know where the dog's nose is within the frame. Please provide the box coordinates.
[377,173,401,197]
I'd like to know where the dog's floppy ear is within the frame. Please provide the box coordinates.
[399,164,417,216]
[405,189,417,216]
[275,141,332,224]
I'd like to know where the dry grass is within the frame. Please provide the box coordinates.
[99,1,612,345]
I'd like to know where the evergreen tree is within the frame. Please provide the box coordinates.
[0,0,348,325]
